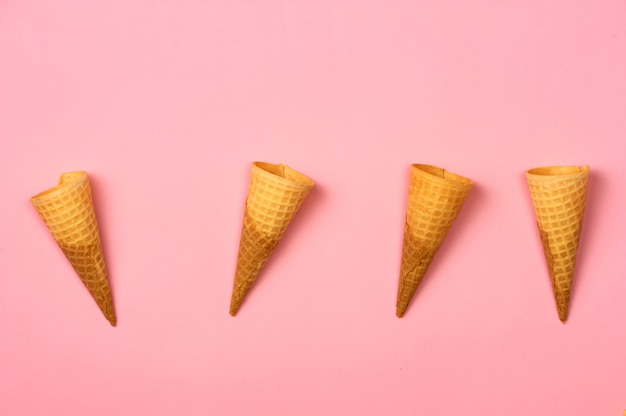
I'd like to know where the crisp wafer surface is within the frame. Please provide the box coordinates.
[230,162,313,315]
[31,172,116,325]
[397,164,473,317]
[246,162,313,238]
[526,165,589,322]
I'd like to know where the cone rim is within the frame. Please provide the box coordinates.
[526,165,590,179]
[411,164,473,189]
[252,162,314,190]
[31,171,89,204]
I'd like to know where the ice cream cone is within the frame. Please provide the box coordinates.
[230,162,314,315]
[31,172,116,326]
[396,164,473,317]
[525,165,589,323]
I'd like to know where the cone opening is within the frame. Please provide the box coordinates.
[527,166,589,177]
[252,162,314,189]
[412,164,473,188]
[30,171,88,203]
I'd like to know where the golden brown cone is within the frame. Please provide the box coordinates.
[230,162,314,315]
[396,164,473,317]
[525,165,589,323]
[31,172,116,326]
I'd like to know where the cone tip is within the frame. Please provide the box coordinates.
[396,304,406,318]
[557,303,569,323]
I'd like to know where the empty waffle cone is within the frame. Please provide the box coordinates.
[31,172,116,326]
[525,165,589,323]
[230,162,314,315]
[396,164,473,317]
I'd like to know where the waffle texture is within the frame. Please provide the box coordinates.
[31,172,116,326]
[230,162,314,315]
[396,164,473,317]
[526,165,589,322]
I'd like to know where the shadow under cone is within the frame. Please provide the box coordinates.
[31,172,116,326]
[230,162,314,315]
[396,165,473,317]
[526,166,589,323]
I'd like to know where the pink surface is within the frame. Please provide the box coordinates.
[1,1,625,414]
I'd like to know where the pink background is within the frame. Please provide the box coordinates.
[1,1,625,414]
